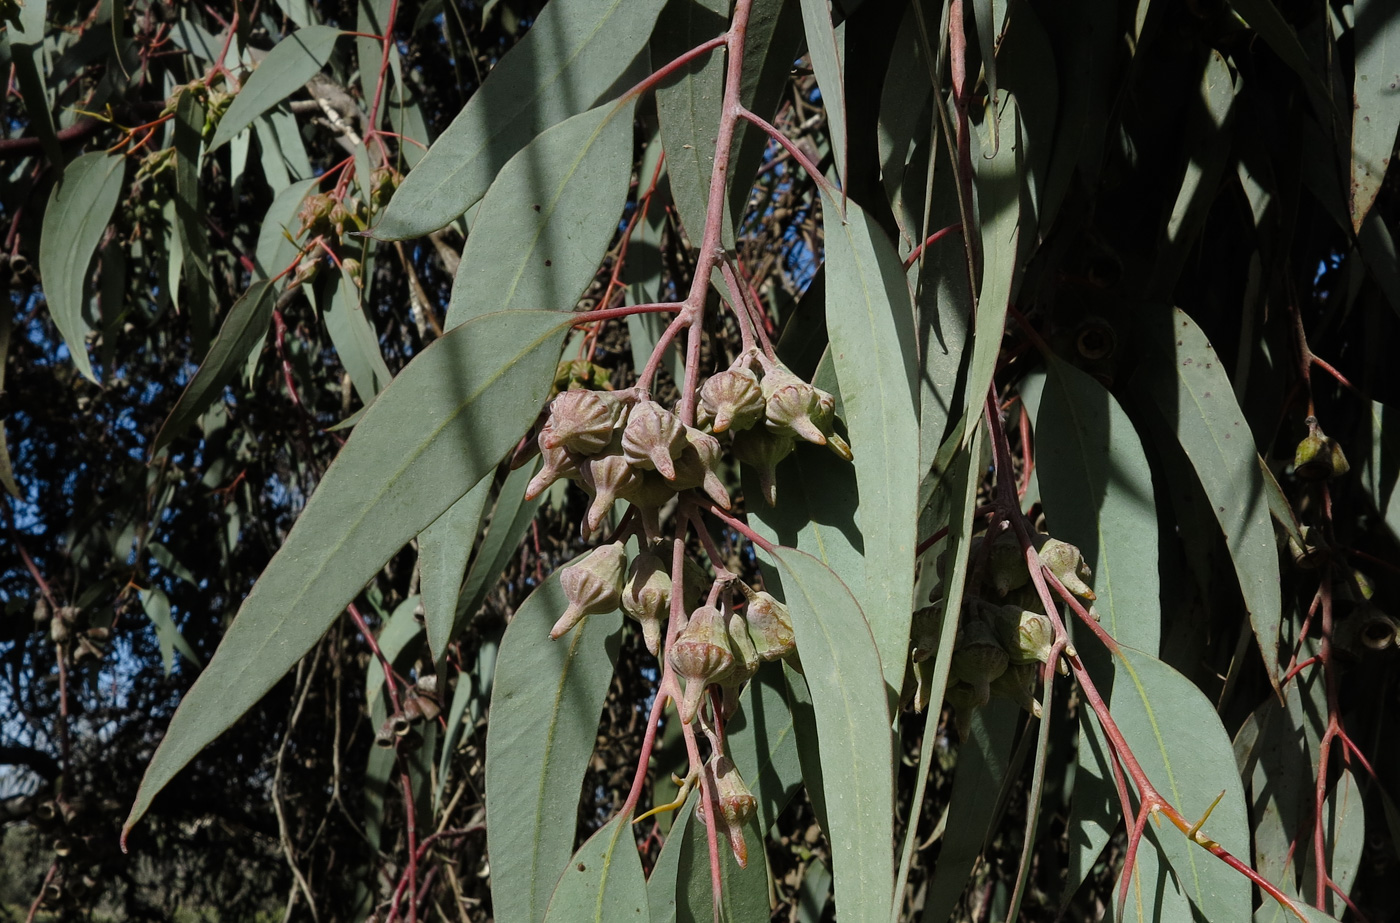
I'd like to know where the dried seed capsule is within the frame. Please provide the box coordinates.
[669,427,731,508]
[1036,538,1096,600]
[578,449,640,538]
[1294,415,1349,480]
[621,400,687,479]
[700,369,766,433]
[949,620,1009,707]
[541,390,626,456]
[730,427,795,506]
[668,605,735,724]
[621,552,671,656]
[739,587,795,661]
[550,542,627,639]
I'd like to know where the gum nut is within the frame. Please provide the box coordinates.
[551,542,627,639]
[622,400,686,479]
[579,451,639,537]
[1294,416,1350,480]
[712,756,757,866]
[525,441,581,500]
[1037,538,1096,600]
[742,590,794,661]
[945,682,981,738]
[950,621,1009,706]
[542,389,624,456]
[700,369,765,433]
[731,427,795,506]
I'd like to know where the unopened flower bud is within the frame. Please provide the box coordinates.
[945,681,981,739]
[950,620,1009,707]
[578,450,639,538]
[525,434,581,500]
[910,604,943,663]
[670,427,731,508]
[551,543,627,639]
[696,755,757,867]
[622,401,686,478]
[990,662,1042,717]
[739,587,794,661]
[542,390,626,456]
[700,369,766,434]
[762,366,827,446]
[1037,537,1096,600]
[668,605,735,723]
[622,552,671,656]
[731,427,795,506]
[985,534,1029,597]
[1294,416,1349,480]
[990,605,1055,666]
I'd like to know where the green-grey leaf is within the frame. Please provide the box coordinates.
[124,310,574,841]
[1110,646,1251,921]
[819,194,920,691]
[675,809,769,923]
[654,0,729,247]
[446,102,635,329]
[255,176,319,278]
[152,280,278,457]
[376,0,664,239]
[920,699,1018,923]
[724,662,802,833]
[1131,308,1282,693]
[1149,50,1236,295]
[799,0,848,184]
[1024,356,1160,652]
[210,26,344,151]
[487,569,621,923]
[365,595,424,712]
[325,264,393,403]
[543,812,648,922]
[647,798,694,923]
[39,152,125,383]
[1350,0,1400,233]
[139,588,202,676]
[420,478,492,661]
[769,548,894,923]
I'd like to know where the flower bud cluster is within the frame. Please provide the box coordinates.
[698,352,851,506]
[525,386,731,540]
[667,590,796,724]
[913,531,1096,736]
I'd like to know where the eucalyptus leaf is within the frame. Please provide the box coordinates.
[768,548,894,923]
[124,310,574,840]
[376,0,664,239]
[210,26,344,151]
[542,812,648,922]
[487,569,621,923]
[39,152,125,383]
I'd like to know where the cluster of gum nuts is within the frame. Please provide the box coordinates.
[520,349,849,864]
[910,528,1098,738]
